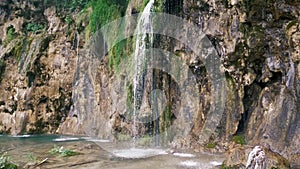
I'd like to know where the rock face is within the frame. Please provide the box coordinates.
[0,0,299,168]
[0,1,77,134]
[179,0,300,167]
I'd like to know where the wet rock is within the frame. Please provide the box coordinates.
[224,145,290,169]
[56,116,84,135]
[44,6,61,34]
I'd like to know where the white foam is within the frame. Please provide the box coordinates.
[173,153,196,158]
[53,137,80,142]
[87,139,110,143]
[113,148,167,158]
[180,160,199,167]
[210,161,223,166]
[12,135,31,138]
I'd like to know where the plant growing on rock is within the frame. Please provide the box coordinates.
[206,142,216,148]
[232,135,246,145]
[5,26,16,46]
[220,163,232,169]
[25,22,45,34]
[0,152,17,169]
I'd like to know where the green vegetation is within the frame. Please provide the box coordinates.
[69,0,88,11]
[12,37,26,62]
[65,15,73,25]
[142,0,150,11]
[220,163,232,169]
[53,0,89,12]
[86,0,129,71]
[25,22,45,34]
[0,153,17,169]
[0,59,5,82]
[232,135,246,145]
[109,39,128,71]
[49,145,79,157]
[88,0,128,34]
[126,82,134,115]
[27,153,38,163]
[206,142,216,148]
[5,26,16,46]
[163,104,172,130]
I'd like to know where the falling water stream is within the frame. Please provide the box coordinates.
[133,0,155,144]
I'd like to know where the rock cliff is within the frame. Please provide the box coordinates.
[0,0,299,168]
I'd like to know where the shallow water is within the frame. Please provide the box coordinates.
[0,135,225,169]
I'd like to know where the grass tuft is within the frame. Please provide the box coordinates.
[0,152,17,169]
[49,145,79,157]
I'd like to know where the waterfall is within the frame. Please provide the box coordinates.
[133,0,155,143]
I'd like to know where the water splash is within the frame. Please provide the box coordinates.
[133,0,155,144]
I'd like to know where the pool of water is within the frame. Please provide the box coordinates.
[0,135,225,169]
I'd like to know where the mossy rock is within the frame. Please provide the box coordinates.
[220,163,232,169]
[232,135,246,145]
[206,142,216,148]
[11,37,26,62]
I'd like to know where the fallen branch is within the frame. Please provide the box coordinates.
[36,158,48,166]
[68,160,99,167]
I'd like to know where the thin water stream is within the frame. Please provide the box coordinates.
[133,0,155,144]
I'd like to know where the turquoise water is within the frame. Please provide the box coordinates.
[0,134,87,154]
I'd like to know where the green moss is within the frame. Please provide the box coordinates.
[65,15,73,26]
[86,0,129,71]
[0,59,6,83]
[25,22,45,34]
[153,0,164,12]
[206,142,216,148]
[221,163,232,169]
[52,0,89,12]
[5,26,16,46]
[232,135,246,145]
[110,40,127,72]
[142,0,150,9]
[12,37,25,62]
[126,83,133,104]
[88,0,128,34]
